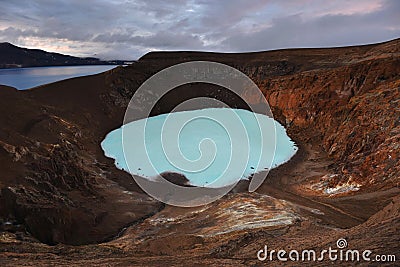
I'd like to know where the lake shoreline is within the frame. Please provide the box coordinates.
[0,65,119,90]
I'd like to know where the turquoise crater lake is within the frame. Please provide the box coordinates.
[101,108,298,188]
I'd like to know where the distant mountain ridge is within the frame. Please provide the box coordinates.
[0,42,128,68]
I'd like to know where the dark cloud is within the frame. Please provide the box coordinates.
[0,0,398,59]
[92,31,203,49]
[222,7,400,51]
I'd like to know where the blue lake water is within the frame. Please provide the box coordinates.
[0,65,118,90]
[101,108,298,188]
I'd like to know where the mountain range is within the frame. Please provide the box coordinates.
[0,42,129,68]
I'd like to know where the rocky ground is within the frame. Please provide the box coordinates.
[0,39,399,266]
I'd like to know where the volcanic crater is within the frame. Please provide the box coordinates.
[0,39,399,266]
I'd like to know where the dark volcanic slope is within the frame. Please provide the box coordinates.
[0,42,123,68]
[0,39,399,266]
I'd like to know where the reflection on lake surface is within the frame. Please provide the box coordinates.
[101,108,298,188]
[0,65,118,90]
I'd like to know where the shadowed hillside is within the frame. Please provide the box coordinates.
[0,42,126,68]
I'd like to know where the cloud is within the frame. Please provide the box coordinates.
[0,0,398,59]
[221,0,400,51]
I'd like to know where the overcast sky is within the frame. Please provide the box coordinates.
[0,0,399,59]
